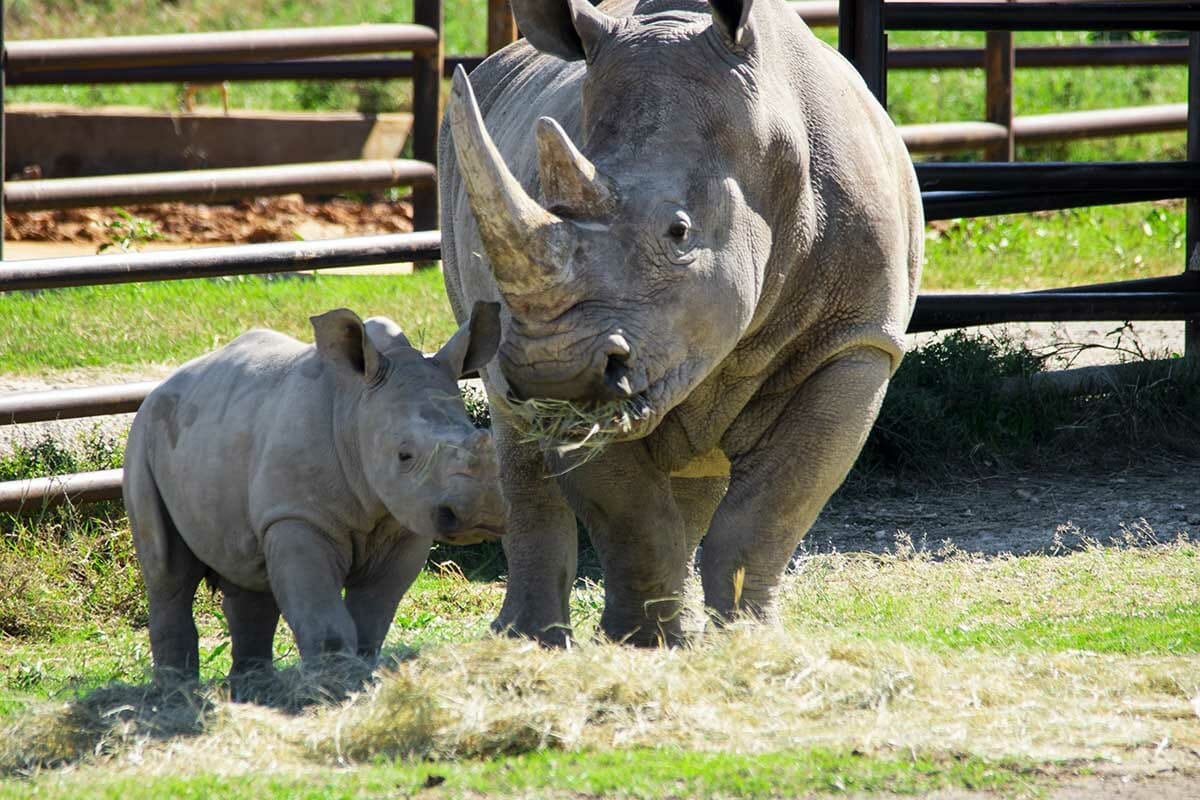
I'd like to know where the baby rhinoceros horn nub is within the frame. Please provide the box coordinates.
[535,116,617,215]
[448,66,574,304]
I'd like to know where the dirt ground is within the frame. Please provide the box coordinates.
[3,195,413,248]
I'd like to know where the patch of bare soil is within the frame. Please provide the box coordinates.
[3,194,413,246]
[814,460,1198,557]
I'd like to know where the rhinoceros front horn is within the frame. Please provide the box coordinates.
[448,66,572,300]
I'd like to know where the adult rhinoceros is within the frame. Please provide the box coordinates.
[439,0,922,645]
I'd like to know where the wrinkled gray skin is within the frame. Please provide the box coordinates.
[439,0,922,645]
[124,303,505,683]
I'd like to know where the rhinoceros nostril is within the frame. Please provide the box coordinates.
[435,505,460,534]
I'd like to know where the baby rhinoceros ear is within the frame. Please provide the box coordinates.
[433,301,502,379]
[310,308,388,383]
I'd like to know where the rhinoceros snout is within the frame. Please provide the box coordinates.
[501,333,638,403]
[430,485,506,544]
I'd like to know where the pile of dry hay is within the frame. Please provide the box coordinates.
[4,613,1196,778]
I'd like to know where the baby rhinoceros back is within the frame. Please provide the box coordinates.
[124,302,505,686]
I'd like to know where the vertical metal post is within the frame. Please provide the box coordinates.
[838,0,858,62]
[1,5,6,263]
[844,0,886,105]
[984,28,1015,161]
[411,0,443,241]
[487,0,519,55]
[1187,31,1200,357]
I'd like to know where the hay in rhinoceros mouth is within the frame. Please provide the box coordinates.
[506,394,653,469]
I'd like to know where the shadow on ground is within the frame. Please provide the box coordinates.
[0,651,406,775]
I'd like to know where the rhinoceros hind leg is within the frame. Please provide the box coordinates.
[125,453,207,687]
[263,520,357,664]
[218,578,280,681]
[670,476,728,559]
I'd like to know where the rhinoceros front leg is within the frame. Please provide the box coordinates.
[491,416,579,645]
[558,442,688,647]
[263,520,357,662]
[345,533,433,660]
[701,347,893,619]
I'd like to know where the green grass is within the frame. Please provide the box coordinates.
[783,538,1200,655]
[922,201,1187,290]
[0,748,1037,799]
[2,497,1194,794]
[0,270,457,373]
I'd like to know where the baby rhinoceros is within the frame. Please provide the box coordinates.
[124,302,505,685]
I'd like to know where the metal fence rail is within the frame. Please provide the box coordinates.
[5,159,435,212]
[899,103,1188,154]
[1,382,160,426]
[6,25,439,71]
[0,231,442,291]
[1,9,446,229]
[5,55,486,85]
[886,2,1200,32]
[0,470,124,513]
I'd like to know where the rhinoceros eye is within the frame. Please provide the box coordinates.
[662,209,697,265]
[668,216,691,241]
[398,451,414,464]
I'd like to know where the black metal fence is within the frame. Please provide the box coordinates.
[4,0,1200,511]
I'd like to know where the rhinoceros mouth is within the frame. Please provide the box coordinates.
[504,391,655,469]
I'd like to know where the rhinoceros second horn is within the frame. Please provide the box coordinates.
[535,116,617,216]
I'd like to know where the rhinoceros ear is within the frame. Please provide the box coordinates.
[710,0,755,48]
[511,0,618,63]
[311,308,387,383]
[433,301,503,379]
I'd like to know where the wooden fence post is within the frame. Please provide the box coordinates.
[984,28,1015,161]
[411,0,443,240]
[487,0,519,55]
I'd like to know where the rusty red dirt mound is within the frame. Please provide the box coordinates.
[3,195,414,246]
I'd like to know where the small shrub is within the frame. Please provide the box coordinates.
[862,330,1200,474]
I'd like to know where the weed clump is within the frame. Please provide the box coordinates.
[863,330,1200,473]
[1,430,140,639]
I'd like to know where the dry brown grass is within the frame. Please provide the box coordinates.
[504,395,652,469]
[5,613,1197,779]
[4,540,1198,782]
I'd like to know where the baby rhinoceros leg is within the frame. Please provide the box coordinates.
[344,532,433,662]
[125,453,208,687]
[263,520,358,662]
[218,577,280,678]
